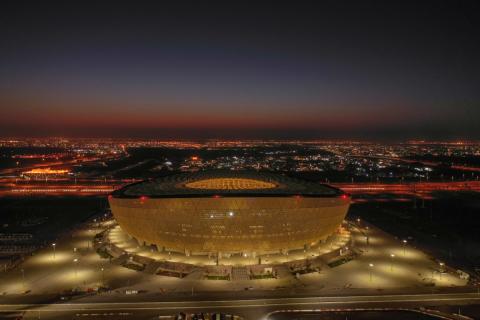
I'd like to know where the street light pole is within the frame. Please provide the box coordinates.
[73,258,78,278]
[390,254,395,271]
[52,243,56,259]
[439,262,444,280]
[369,263,374,282]
[21,268,25,290]
[402,239,407,256]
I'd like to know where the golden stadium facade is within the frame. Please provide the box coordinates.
[108,171,350,256]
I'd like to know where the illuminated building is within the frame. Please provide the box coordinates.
[21,168,70,179]
[23,168,69,175]
[109,171,350,256]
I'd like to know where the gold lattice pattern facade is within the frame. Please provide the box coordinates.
[109,196,349,254]
[109,171,350,255]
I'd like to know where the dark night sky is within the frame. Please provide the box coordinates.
[1,1,479,140]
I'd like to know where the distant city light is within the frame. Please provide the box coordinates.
[23,168,69,175]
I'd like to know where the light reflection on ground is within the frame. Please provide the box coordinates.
[0,218,468,296]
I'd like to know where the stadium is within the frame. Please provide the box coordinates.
[108,171,350,257]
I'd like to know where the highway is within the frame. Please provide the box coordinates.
[333,181,480,194]
[1,292,480,319]
[1,180,479,198]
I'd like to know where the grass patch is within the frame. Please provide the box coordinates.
[328,256,354,268]
[96,248,113,259]
[205,275,230,280]
[250,273,275,279]
[123,262,145,271]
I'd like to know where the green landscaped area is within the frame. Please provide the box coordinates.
[206,275,230,280]
[250,273,275,280]
[328,256,355,268]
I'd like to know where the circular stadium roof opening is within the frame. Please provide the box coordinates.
[184,178,277,190]
[114,170,342,197]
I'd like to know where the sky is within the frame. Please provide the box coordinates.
[0,1,479,140]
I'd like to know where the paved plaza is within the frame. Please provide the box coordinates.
[0,216,468,298]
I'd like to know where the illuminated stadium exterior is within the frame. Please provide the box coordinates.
[109,171,350,256]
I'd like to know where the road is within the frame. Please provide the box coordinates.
[333,181,480,194]
[1,292,480,319]
[1,180,480,197]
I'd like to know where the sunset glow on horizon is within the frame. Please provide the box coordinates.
[0,2,479,139]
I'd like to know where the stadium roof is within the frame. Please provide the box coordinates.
[112,170,344,198]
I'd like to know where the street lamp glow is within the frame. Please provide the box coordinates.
[21,268,25,290]
[73,258,79,278]
[101,267,105,286]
